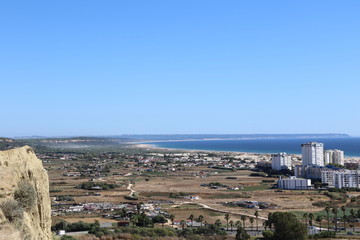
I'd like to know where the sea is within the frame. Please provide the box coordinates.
[148,137,360,157]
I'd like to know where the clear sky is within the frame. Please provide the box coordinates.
[1,1,360,137]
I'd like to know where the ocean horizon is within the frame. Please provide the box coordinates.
[148,137,360,157]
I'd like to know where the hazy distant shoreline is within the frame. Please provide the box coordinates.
[131,137,360,158]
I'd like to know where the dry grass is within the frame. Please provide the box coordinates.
[0,224,23,240]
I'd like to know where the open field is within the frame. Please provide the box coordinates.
[40,147,360,240]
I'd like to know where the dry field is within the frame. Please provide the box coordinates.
[45,158,352,228]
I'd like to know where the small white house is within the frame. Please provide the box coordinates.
[57,230,66,236]
[308,226,319,235]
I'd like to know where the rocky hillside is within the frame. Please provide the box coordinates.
[0,146,51,240]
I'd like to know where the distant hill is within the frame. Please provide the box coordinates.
[0,137,132,153]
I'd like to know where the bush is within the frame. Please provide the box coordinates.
[14,181,37,210]
[262,180,275,183]
[308,231,336,239]
[262,230,274,239]
[124,195,138,200]
[79,182,118,190]
[0,200,24,222]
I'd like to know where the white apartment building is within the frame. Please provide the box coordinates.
[277,176,311,190]
[271,152,292,170]
[321,169,360,188]
[301,142,324,166]
[324,149,344,165]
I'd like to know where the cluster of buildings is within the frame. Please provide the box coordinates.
[224,200,277,209]
[272,142,357,189]
[271,142,344,171]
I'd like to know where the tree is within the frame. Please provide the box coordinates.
[229,220,234,231]
[254,210,259,231]
[136,203,142,214]
[235,221,241,229]
[152,215,167,227]
[120,208,127,218]
[250,217,254,230]
[225,213,230,230]
[241,215,247,229]
[325,207,330,231]
[180,220,186,230]
[264,213,273,230]
[303,213,308,228]
[188,214,194,227]
[235,226,250,240]
[341,205,346,231]
[130,215,138,226]
[215,219,222,227]
[308,213,314,226]
[332,208,339,232]
[170,214,175,227]
[316,216,323,232]
[271,212,307,240]
[198,215,204,227]
[350,209,356,232]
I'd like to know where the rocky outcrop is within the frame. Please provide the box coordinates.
[0,146,51,240]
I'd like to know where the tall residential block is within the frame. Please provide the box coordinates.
[324,149,345,166]
[301,142,324,166]
[321,169,360,188]
[271,152,292,170]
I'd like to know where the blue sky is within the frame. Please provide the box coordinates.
[1,1,360,137]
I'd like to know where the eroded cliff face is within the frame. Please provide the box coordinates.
[0,146,51,240]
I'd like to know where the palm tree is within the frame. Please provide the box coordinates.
[303,213,308,228]
[188,214,194,227]
[136,203,142,214]
[250,217,254,230]
[229,220,234,231]
[308,213,314,226]
[332,208,339,232]
[316,216,323,232]
[170,214,175,227]
[130,215,138,226]
[241,215,247,229]
[254,211,259,231]
[120,208,127,219]
[225,213,230,230]
[350,209,356,232]
[325,207,330,231]
[198,215,204,227]
[263,220,269,230]
[180,220,186,230]
[266,212,273,230]
[215,219,222,227]
[235,220,241,229]
[341,205,346,231]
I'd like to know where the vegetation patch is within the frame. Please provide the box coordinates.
[0,200,24,222]
[14,181,37,210]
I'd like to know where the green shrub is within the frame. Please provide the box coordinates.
[124,195,138,200]
[308,231,336,239]
[262,180,275,183]
[14,181,37,210]
[226,177,237,179]
[262,230,274,239]
[0,200,24,222]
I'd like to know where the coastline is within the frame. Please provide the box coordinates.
[130,142,284,157]
[129,140,360,161]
